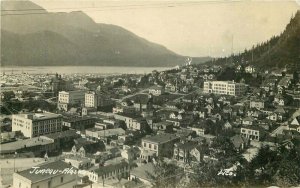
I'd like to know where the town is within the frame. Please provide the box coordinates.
[1,61,300,187]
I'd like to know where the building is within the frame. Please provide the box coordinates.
[85,91,112,108]
[58,90,85,111]
[13,160,77,188]
[0,136,57,155]
[12,112,63,138]
[114,113,148,131]
[245,65,256,73]
[88,161,129,182]
[58,90,85,104]
[203,81,247,96]
[63,116,95,131]
[148,85,165,96]
[51,74,73,96]
[85,128,125,141]
[250,99,265,110]
[241,127,260,141]
[141,133,180,158]
[173,141,198,163]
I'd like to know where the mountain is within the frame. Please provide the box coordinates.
[204,10,300,69]
[1,0,209,67]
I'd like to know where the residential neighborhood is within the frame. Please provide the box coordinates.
[1,60,300,188]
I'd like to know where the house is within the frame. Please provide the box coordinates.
[267,113,278,122]
[250,99,265,110]
[152,121,173,132]
[241,126,261,141]
[290,116,300,126]
[190,146,203,162]
[149,85,165,96]
[247,109,264,119]
[242,116,256,126]
[223,121,232,129]
[121,145,140,161]
[73,138,105,154]
[274,94,287,106]
[188,125,205,136]
[197,108,208,119]
[13,161,77,188]
[173,141,198,163]
[165,101,178,110]
[245,65,256,73]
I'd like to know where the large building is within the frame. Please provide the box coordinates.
[85,91,112,108]
[13,160,77,188]
[141,133,180,158]
[58,90,85,111]
[114,113,148,131]
[51,74,73,96]
[12,112,63,138]
[203,81,247,96]
[62,116,95,131]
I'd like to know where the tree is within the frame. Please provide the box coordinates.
[2,91,15,101]
[147,160,183,188]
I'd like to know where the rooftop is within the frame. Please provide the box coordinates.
[94,161,128,176]
[142,133,179,144]
[17,160,76,183]
[130,163,156,182]
[86,128,125,137]
[43,130,79,140]
[0,136,54,153]
[63,115,95,123]
[14,112,62,121]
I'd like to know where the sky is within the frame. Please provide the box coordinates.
[31,0,300,57]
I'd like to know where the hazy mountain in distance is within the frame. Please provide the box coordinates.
[1,0,210,67]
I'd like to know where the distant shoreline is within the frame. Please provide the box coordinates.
[0,66,172,75]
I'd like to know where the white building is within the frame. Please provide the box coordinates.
[58,90,85,111]
[85,91,112,108]
[12,112,63,138]
[58,90,85,104]
[149,85,165,96]
[203,81,247,96]
[241,127,260,141]
[245,65,256,73]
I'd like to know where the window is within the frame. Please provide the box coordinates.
[48,181,51,188]
[154,145,157,150]
[144,143,146,147]
[61,177,64,183]
[149,144,152,149]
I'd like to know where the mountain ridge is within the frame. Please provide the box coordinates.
[1,0,210,67]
